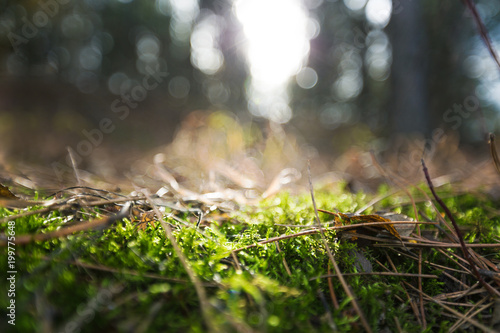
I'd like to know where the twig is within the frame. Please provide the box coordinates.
[308,161,373,333]
[46,186,128,199]
[383,253,422,326]
[274,241,292,276]
[449,298,493,332]
[231,251,242,271]
[463,0,500,70]
[421,159,500,297]
[327,264,339,310]
[370,152,456,238]
[370,151,429,323]
[405,282,497,333]
[311,272,438,280]
[394,316,403,333]
[373,241,500,249]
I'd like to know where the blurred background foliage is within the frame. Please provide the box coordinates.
[0,0,499,175]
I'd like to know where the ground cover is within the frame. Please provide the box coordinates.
[1,176,499,332]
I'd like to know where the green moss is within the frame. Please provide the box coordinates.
[0,184,498,332]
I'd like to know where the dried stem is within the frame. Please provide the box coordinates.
[463,0,500,70]
[144,191,217,333]
[421,159,500,297]
[0,203,130,246]
[308,162,373,333]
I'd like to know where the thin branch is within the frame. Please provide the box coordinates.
[383,253,422,326]
[449,298,493,332]
[405,282,497,333]
[327,264,339,310]
[463,0,500,70]
[274,241,292,276]
[421,159,500,297]
[311,272,438,280]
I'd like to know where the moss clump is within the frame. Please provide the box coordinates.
[0,184,498,332]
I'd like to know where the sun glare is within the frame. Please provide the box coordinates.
[234,0,312,123]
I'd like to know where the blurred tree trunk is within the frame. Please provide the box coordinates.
[425,2,468,135]
[387,0,429,135]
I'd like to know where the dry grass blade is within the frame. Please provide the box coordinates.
[370,151,456,238]
[312,272,438,280]
[327,264,339,310]
[144,191,217,333]
[405,282,497,333]
[421,158,500,297]
[370,151,427,325]
[373,241,500,249]
[62,259,200,284]
[0,203,130,246]
[383,253,422,325]
[308,162,373,333]
[231,221,435,253]
[67,146,82,186]
[449,298,493,332]
[0,196,145,224]
[274,241,292,276]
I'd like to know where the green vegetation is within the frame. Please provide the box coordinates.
[1,183,499,332]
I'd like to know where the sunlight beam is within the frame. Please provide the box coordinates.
[234,0,312,123]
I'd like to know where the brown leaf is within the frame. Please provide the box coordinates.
[318,209,404,243]
[131,208,157,230]
[0,183,19,200]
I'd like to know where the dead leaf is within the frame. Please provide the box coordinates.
[0,183,19,200]
[348,249,373,273]
[131,208,156,230]
[319,210,407,243]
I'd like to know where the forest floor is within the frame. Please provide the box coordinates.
[1,111,500,332]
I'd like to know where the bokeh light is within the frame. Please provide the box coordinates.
[108,72,128,95]
[365,0,392,27]
[343,0,368,12]
[365,30,391,81]
[235,0,310,88]
[190,11,225,75]
[234,0,313,123]
[79,46,102,71]
[296,67,318,89]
